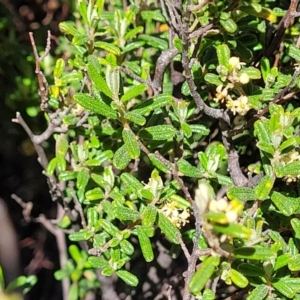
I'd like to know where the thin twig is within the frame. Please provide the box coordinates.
[152,47,179,94]
[29,31,51,111]
[176,232,191,261]
[12,195,70,300]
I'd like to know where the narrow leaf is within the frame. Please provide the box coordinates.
[114,206,140,222]
[124,111,146,126]
[87,63,113,98]
[74,93,118,119]
[177,159,203,177]
[189,256,220,294]
[137,226,154,262]
[227,187,256,202]
[142,205,157,227]
[116,270,139,286]
[157,212,180,244]
[113,145,131,170]
[121,84,148,102]
[254,175,274,200]
[139,125,176,141]
[233,246,276,260]
[122,128,140,159]
[247,285,268,300]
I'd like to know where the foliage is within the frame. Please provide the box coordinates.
[0,266,37,300]
[15,0,300,299]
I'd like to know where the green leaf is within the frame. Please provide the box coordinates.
[59,21,78,36]
[181,122,192,138]
[102,267,115,276]
[288,254,300,271]
[204,73,223,86]
[148,153,170,173]
[54,58,65,78]
[239,5,277,22]
[99,219,119,236]
[116,270,138,286]
[216,44,230,67]
[279,136,300,152]
[177,159,203,177]
[46,157,57,176]
[212,223,252,239]
[114,206,140,222]
[142,205,157,227]
[291,218,300,239]
[137,226,154,262]
[120,240,134,255]
[272,277,300,298]
[120,172,144,194]
[241,67,261,79]
[58,171,77,181]
[87,207,99,226]
[256,141,275,154]
[288,44,300,62]
[85,187,104,201]
[122,41,145,54]
[189,256,220,294]
[254,175,274,200]
[254,119,271,143]
[94,41,121,56]
[233,246,276,260]
[274,253,292,271]
[72,34,89,46]
[113,144,131,170]
[87,59,113,98]
[220,18,237,33]
[229,269,248,288]
[139,125,176,141]
[237,263,265,276]
[124,26,144,40]
[281,161,300,176]
[124,111,146,126]
[76,168,90,190]
[134,93,172,115]
[106,66,120,99]
[88,256,110,269]
[68,282,78,300]
[261,57,270,83]
[122,127,140,159]
[173,37,182,51]
[190,124,210,135]
[271,192,300,216]
[69,229,92,241]
[121,84,148,102]
[205,211,229,224]
[157,212,180,244]
[247,285,268,300]
[74,93,118,119]
[227,187,256,202]
[139,34,168,50]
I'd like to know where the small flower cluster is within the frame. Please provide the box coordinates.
[209,198,243,223]
[214,57,251,116]
[158,200,190,228]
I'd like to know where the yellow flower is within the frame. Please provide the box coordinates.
[226,95,251,116]
[158,201,190,228]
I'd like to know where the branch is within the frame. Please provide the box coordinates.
[29,30,51,111]
[180,3,230,123]
[11,194,70,300]
[220,120,249,187]
[152,47,179,94]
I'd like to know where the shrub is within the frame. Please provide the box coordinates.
[13,0,300,299]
